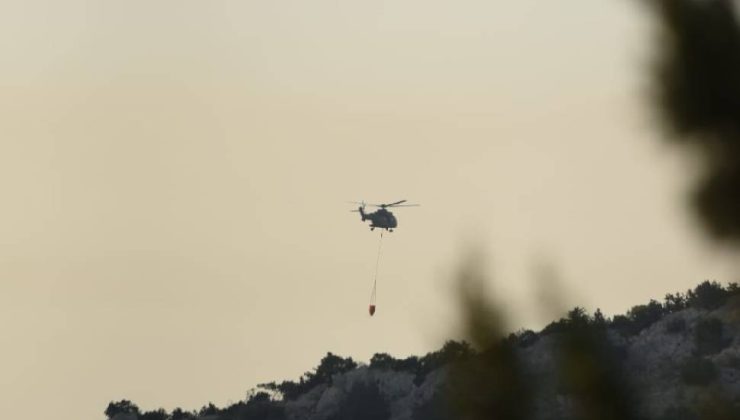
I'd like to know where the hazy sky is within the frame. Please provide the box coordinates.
[2,1,738,419]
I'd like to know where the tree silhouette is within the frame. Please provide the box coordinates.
[170,408,197,420]
[140,408,167,420]
[104,400,140,419]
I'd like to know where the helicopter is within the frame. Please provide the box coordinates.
[350,200,419,232]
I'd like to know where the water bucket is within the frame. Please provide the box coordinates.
[369,304,376,316]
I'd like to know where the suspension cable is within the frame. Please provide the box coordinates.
[370,231,383,307]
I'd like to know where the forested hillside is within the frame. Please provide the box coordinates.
[106,281,740,420]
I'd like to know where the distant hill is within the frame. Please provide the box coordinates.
[106,281,740,420]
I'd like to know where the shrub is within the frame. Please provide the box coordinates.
[666,317,686,334]
[680,357,717,385]
[411,390,453,420]
[327,381,390,420]
[694,317,728,356]
[727,355,740,370]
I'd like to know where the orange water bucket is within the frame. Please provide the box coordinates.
[369,304,376,316]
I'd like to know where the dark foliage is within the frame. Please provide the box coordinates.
[609,300,666,336]
[261,352,357,400]
[445,261,535,420]
[218,392,285,420]
[105,400,141,418]
[312,353,358,385]
[170,408,197,420]
[651,0,740,242]
[660,402,740,420]
[411,389,454,420]
[413,340,474,385]
[369,341,474,386]
[326,381,390,420]
[554,315,637,420]
[665,317,687,334]
[681,357,718,385]
[539,282,740,339]
[727,355,740,370]
[696,396,740,420]
[593,308,607,328]
[369,353,421,373]
[610,314,633,337]
[447,340,533,420]
[368,352,396,370]
[542,307,599,335]
[694,317,729,356]
[664,292,688,312]
[199,403,220,417]
[508,329,539,348]
[657,406,699,420]
[140,409,167,420]
[243,392,285,420]
[626,300,666,334]
[687,280,731,310]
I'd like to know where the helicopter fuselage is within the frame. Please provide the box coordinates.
[359,207,397,231]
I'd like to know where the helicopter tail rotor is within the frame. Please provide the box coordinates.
[349,201,367,220]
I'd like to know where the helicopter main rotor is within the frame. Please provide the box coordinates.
[348,200,420,209]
